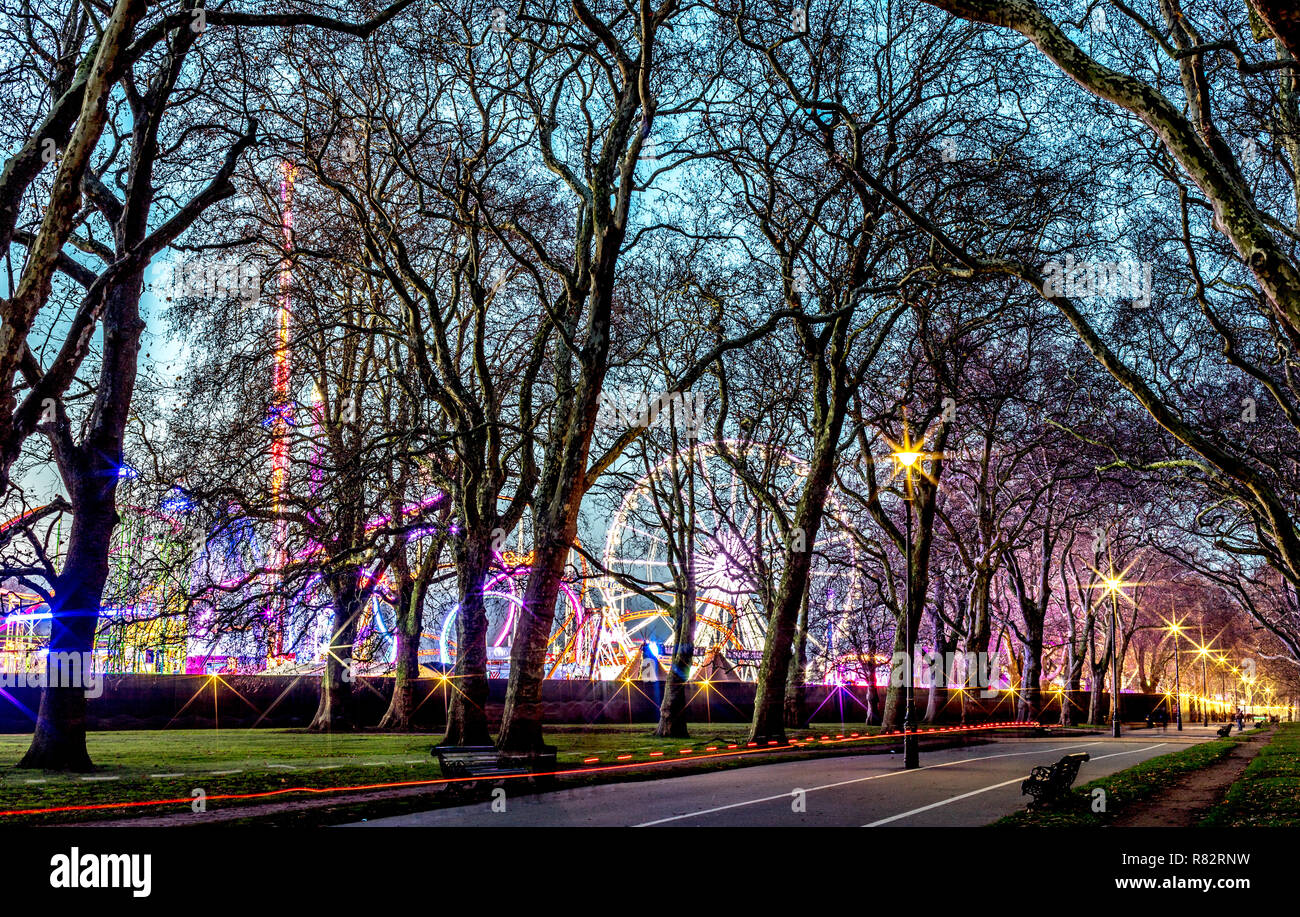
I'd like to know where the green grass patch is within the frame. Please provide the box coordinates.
[0,730,442,826]
[0,722,889,825]
[997,734,1250,827]
[1201,723,1300,827]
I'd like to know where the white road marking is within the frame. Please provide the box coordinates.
[150,773,185,778]
[80,775,120,782]
[634,741,1102,827]
[864,775,1029,826]
[1089,743,1167,762]
[863,743,1168,827]
[209,770,243,775]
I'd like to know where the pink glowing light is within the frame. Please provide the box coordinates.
[266,160,296,662]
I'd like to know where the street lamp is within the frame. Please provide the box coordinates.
[1196,627,1211,727]
[893,442,922,770]
[1096,571,1132,738]
[1166,616,1184,731]
[1218,656,1229,718]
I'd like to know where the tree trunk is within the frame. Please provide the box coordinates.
[879,469,943,729]
[655,590,696,739]
[967,567,993,658]
[1017,634,1043,722]
[1249,0,1300,62]
[863,657,880,726]
[497,522,573,753]
[379,577,426,730]
[1087,668,1105,725]
[657,454,698,740]
[923,603,956,724]
[1068,647,1085,689]
[21,256,145,769]
[495,382,599,752]
[443,534,494,746]
[783,587,810,729]
[880,614,915,729]
[922,672,940,724]
[1059,640,1075,726]
[309,576,364,732]
[749,402,845,744]
[18,504,115,771]
[959,567,993,724]
[497,221,621,754]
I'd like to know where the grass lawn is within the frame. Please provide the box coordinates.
[0,721,900,825]
[996,731,1261,827]
[1201,723,1300,827]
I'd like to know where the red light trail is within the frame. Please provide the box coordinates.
[0,721,1044,819]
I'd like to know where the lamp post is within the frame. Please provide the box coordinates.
[1110,585,1122,737]
[894,443,922,770]
[1198,628,1210,727]
[1218,657,1228,719]
[1166,616,1184,731]
[1100,574,1127,738]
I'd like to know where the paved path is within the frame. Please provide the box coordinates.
[1112,726,1272,827]
[344,727,1218,827]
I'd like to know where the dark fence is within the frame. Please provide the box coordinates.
[0,675,1208,732]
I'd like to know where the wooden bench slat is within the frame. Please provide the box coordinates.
[434,745,557,780]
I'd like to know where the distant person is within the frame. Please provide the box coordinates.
[1235,709,1245,733]
[1145,711,1154,729]
[1157,707,1169,732]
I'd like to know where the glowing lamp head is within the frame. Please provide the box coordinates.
[894,450,922,468]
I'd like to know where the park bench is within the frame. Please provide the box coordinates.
[433,745,557,783]
[1216,724,1232,738]
[1021,752,1090,808]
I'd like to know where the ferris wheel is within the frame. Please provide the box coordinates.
[429,505,635,680]
[600,439,862,681]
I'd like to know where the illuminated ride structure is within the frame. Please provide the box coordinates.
[0,500,191,675]
[265,159,296,664]
[0,580,44,675]
[430,517,635,682]
[0,437,869,682]
[424,440,865,683]
[0,162,862,682]
[599,440,863,683]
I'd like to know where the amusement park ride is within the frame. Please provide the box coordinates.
[0,166,869,686]
[0,468,858,681]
